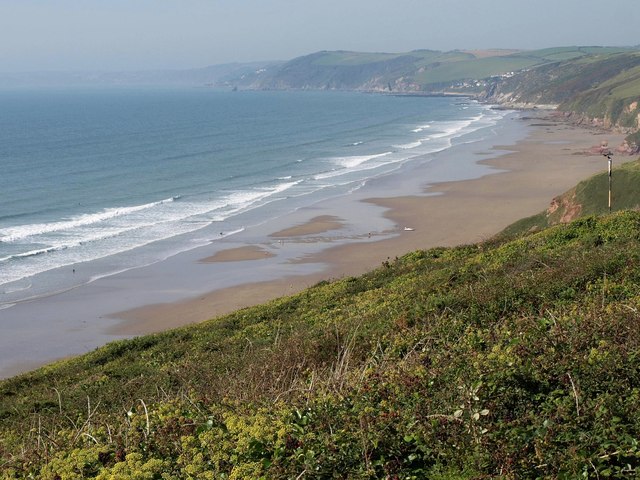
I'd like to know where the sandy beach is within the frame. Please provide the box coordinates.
[1,110,633,380]
[112,114,630,336]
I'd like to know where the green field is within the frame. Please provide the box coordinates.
[311,51,414,66]
[411,55,541,86]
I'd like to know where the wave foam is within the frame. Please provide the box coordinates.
[333,152,392,169]
[0,180,301,284]
[0,197,177,243]
[314,152,394,181]
[394,141,422,150]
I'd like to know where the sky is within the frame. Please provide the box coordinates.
[0,0,638,72]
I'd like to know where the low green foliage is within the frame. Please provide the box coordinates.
[3,212,640,478]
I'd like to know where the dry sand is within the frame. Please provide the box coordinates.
[113,115,630,336]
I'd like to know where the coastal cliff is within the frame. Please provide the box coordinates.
[217,47,640,151]
[478,51,640,150]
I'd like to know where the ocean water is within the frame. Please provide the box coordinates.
[0,88,507,308]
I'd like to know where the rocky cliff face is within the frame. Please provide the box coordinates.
[547,190,583,225]
[558,108,640,154]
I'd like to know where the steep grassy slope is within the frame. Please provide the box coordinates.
[2,211,640,478]
[562,60,640,131]
[482,51,640,146]
[501,159,640,237]
[484,52,640,105]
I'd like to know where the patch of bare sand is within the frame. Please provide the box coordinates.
[270,215,344,238]
[200,246,274,263]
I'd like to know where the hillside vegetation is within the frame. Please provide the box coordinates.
[561,57,640,131]
[224,47,633,93]
[2,209,640,478]
[481,51,640,147]
[481,50,640,104]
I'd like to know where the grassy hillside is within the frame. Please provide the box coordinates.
[2,210,640,478]
[561,58,640,130]
[487,52,640,103]
[233,47,635,92]
[482,51,640,143]
[501,158,640,237]
[411,47,634,91]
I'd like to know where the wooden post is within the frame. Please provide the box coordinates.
[605,153,612,213]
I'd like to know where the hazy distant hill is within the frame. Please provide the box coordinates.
[226,46,635,93]
[0,61,282,87]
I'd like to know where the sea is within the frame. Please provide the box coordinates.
[0,87,510,310]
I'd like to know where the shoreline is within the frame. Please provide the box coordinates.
[110,114,630,336]
[0,110,632,379]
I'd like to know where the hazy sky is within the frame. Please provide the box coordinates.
[1,0,638,72]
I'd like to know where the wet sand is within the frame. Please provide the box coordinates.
[200,245,275,263]
[113,115,630,336]
[270,215,345,238]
